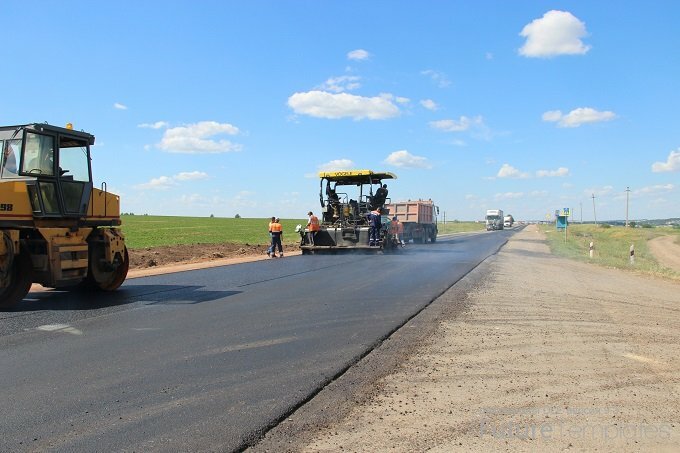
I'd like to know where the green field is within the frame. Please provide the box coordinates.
[121,215,306,249]
[540,224,680,279]
[437,221,486,234]
[121,215,485,249]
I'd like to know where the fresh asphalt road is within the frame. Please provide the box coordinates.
[1,229,515,452]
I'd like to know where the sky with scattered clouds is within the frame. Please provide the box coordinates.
[3,1,679,221]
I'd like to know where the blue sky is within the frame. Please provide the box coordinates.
[2,1,679,221]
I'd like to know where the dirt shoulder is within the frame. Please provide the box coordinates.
[648,235,680,273]
[295,225,680,452]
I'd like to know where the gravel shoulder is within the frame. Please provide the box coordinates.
[295,225,680,452]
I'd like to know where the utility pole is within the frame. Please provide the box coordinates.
[580,202,583,223]
[625,186,630,227]
[592,193,597,226]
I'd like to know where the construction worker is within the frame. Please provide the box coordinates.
[371,184,388,209]
[270,217,283,257]
[367,207,382,246]
[391,216,405,247]
[306,211,320,245]
[266,216,275,257]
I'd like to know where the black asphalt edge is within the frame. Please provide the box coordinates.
[241,236,510,453]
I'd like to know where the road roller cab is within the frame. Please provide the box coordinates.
[0,123,128,308]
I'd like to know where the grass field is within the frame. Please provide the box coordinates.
[121,215,485,249]
[540,223,680,278]
[437,221,486,234]
[121,215,306,249]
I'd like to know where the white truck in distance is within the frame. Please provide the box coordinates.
[486,209,504,231]
[504,214,514,228]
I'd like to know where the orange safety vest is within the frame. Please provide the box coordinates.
[308,215,320,232]
[270,222,282,234]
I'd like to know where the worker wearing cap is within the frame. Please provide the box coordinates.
[270,217,283,257]
[306,211,320,245]
[367,207,382,246]
[266,216,276,257]
[391,216,405,247]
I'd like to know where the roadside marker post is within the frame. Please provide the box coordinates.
[589,242,594,259]
[630,244,635,265]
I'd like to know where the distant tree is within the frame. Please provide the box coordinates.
[210,214,214,218]
[599,223,611,229]
[629,221,637,228]
[235,214,241,219]
[641,223,653,228]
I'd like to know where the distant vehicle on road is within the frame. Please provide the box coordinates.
[486,209,504,231]
[504,214,514,228]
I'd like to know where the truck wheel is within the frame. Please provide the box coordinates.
[86,245,129,291]
[0,250,33,309]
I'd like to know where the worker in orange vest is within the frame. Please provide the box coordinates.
[270,217,284,258]
[306,211,320,245]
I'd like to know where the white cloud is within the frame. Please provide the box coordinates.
[138,121,169,129]
[287,91,401,120]
[114,102,128,110]
[519,10,591,58]
[651,149,680,173]
[347,49,370,61]
[136,176,176,190]
[485,52,494,60]
[320,75,361,93]
[421,69,451,88]
[542,107,616,128]
[174,171,209,181]
[584,185,614,197]
[420,99,438,111]
[497,163,530,179]
[536,167,570,177]
[635,184,676,195]
[157,121,242,154]
[318,159,356,172]
[383,150,432,169]
[395,96,411,105]
[430,116,484,132]
[136,171,210,190]
[495,192,525,201]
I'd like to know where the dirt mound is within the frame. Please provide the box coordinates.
[128,243,272,269]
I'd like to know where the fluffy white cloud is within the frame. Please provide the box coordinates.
[420,99,438,111]
[421,69,451,88]
[497,163,530,179]
[318,159,356,172]
[157,121,241,153]
[542,108,616,127]
[287,91,401,120]
[174,171,209,181]
[138,121,169,129]
[495,192,525,200]
[519,10,591,58]
[320,75,361,93]
[584,185,614,197]
[430,116,484,132]
[536,167,570,177]
[114,102,128,110]
[651,149,680,172]
[347,49,370,61]
[635,183,676,194]
[136,171,209,190]
[384,150,432,169]
[136,176,176,190]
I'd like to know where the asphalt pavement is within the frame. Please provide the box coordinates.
[0,229,514,452]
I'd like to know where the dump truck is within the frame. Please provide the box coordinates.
[384,199,439,243]
[485,209,504,231]
[0,123,128,308]
[299,170,400,253]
